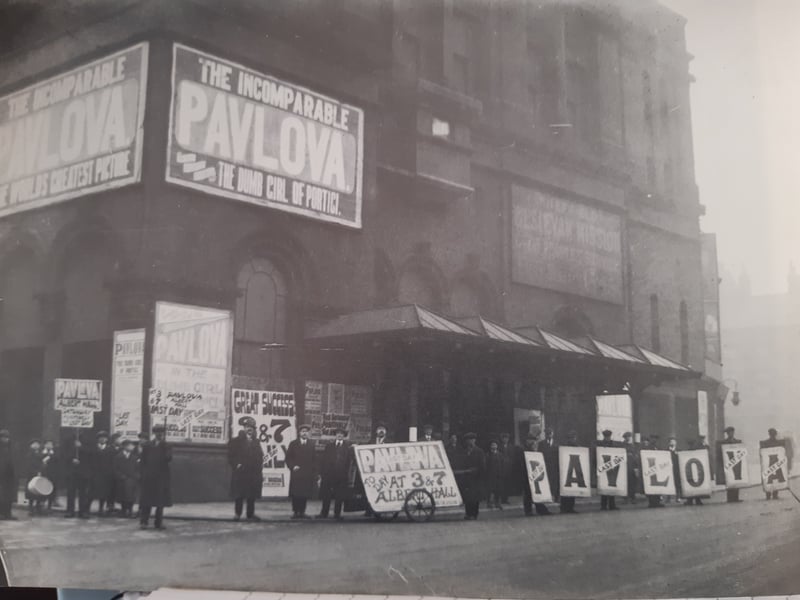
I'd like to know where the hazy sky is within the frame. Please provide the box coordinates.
[660,0,800,294]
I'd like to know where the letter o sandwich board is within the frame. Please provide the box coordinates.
[559,446,591,498]
[678,449,712,497]
[721,443,749,489]
[640,449,676,496]
[524,451,553,503]
[596,446,628,497]
[760,445,789,493]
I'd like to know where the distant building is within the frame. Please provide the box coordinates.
[0,0,713,499]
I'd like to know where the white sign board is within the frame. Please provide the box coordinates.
[151,302,233,444]
[760,446,789,493]
[721,443,750,489]
[524,451,553,503]
[640,450,676,496]
[111,329,145,440]
[596,446,628,497]
[60,407,95,429]
[0,43,148,218]
[55,378,102,412]
[677,449,713,497]
[231,388,297,497]
[559,446,591,498]
[354,441,462,512]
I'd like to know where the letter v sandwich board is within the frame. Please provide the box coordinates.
[524,451,553,503]
[596,446,628,497]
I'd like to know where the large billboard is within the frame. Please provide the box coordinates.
[511,185,623,304]
[0,43,148,218]
[166,44,364,228]
[151,302,233,445]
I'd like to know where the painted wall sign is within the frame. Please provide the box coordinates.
[166,44,364,228]
[0,43,148,217]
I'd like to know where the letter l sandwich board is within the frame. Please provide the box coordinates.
[640,449,676,496]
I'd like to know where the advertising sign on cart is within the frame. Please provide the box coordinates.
[231,388,297,497]
[354,441,462,513]
[524,451,553,503]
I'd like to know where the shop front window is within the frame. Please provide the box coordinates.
[233,258,289,381]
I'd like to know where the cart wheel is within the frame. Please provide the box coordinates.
[373,511,400,521]
[404,489,436,522]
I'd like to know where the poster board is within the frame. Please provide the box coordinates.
[231,388,297,497]
[596,446,628,497]
[354,441,462,512]
[55,378,102,429]
[760,445,789,493]
[721,443,750,489]
[677,449,713,497]
[524,451,553,503]
[304,380,372,443]
[111,329,145,440]
[151,301,233,444]
[640,450,676,496]
[559,446,591,498]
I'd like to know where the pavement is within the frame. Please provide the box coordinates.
[1,485,799,598]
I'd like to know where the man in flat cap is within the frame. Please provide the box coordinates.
[286,424,316,519]
[537,427,560,502]
[457,432,485,520]
[420,424,435,442]
[0,429,16,520]
[622,432,639,504]
[317,427,351,520]
[760,427,786,500]
[139,424,172,529]
[716,426,743,503]
[89,430,115,517]
[228,416,264,521]
[597,429,619,511]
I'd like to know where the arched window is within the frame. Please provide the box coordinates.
[233,258,289,380]
[679,300,689,364]
[397,268,439,309]
[650,294,661,352]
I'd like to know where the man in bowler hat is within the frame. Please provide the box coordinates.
[88,430,115,517]
[286,424,316,519]
[458,432,485,520]
[139,424,172,530]
[317,427,351,520]
[228,416,264,521]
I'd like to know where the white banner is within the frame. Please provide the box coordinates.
[55,378,102,412]
[559,446,591,498]
[596,446,628,497]
[59,407,95,429]
[524,451,553,503]
[721,443,750,489]
[640,450,676,496]
[151,302,233,444]
[231,388,297,497]
[0,43,148,218]
[354,441,462,512]
[111,329,145,440]
[677,449,713,497]
[760,446,789,493]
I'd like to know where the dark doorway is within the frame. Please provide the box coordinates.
[0,347,45,464]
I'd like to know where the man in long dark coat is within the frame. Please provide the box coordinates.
[716,426,743,503]
[286,423,316,519]
[498,432,517,503]
[64,432,91,518]
[228,416,264,521]
[458,432,485,520]
[113,440,139,518]
[88,431,115,517]
[0,430,16,520]
[139,424,172,530]
[622,432,639,504]
[537,427,560,502]
[760,428,787,500]
[317,427,351,520]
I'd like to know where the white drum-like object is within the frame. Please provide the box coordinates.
[27,476,54,498]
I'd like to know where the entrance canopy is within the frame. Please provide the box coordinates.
[305,304,698,379]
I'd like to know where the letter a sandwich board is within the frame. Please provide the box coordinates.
[596,446,628,497]
[640,449,676,496]
[760,445,790,494]
[524,451,553,503]
[559,446,591,498]
[721,443,749,489]
[677,449,712,497]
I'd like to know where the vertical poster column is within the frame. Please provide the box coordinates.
[111,329,145,440]
[231,388,297,497]
[151,302,233,444]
